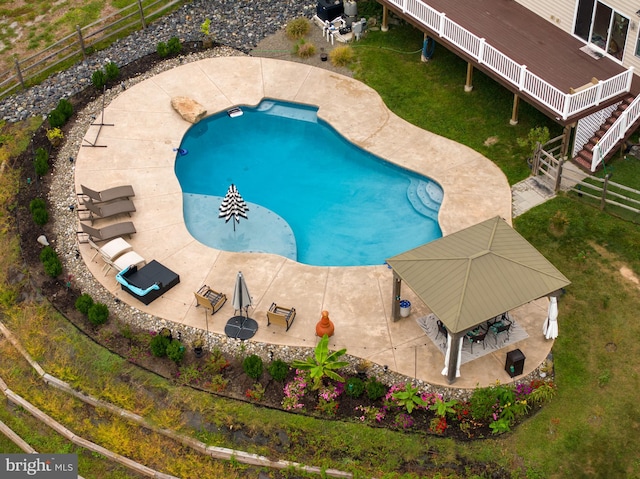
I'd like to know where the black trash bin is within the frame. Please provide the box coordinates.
[505,349,525,377]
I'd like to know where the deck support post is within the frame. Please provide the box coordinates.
[510,94,520,125]
[464,63,473,92]
[561,123,572,159]
[381,6,389,32]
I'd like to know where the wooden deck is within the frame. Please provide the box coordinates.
[379,0,638,124]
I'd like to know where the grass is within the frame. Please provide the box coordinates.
[352,24,562,184]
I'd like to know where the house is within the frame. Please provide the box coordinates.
[374,0,640,171]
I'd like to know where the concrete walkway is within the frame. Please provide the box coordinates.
[75,56,551,390]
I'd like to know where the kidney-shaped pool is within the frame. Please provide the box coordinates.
[175,99,442,267]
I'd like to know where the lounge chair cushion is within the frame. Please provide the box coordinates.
[117,260,180,305]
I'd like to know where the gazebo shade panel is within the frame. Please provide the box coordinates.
[387,217,570,334]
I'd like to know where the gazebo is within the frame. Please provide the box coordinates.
[386,216,570,383]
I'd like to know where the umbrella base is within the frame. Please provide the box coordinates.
[225,316,258,340]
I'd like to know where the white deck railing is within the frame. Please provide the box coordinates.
[386,0,634,120]
[591,95,640,171]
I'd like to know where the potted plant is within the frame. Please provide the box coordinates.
[193,336,205,358]
[201,19,213,48]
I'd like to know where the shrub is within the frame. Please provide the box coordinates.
[104,62,120,82]
[345,376,365,398]
[34,147,49,177]
[366,377,387,401]
[329,45,355,67]
[157,41,168,57]
[56,98,73,120]
[242,354,264,380]
[286,17,310,40]
[166,339,185,364]
[46,127,64,147]
[268,359,289,382]
[167,37,182,56]
[30,198,48,226]
[75,293,94,315]
[150,334,170,357]
[91,69,106,91]
[40,246,62,278]
[47,108,66,128]
[87,302,109,326]
[39,245,56,263]
[295,40,316,59]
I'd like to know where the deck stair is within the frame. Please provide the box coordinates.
[573,94,640,171]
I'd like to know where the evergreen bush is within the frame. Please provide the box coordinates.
[87,302,109,326]
[267,359,289,381]
[30,198,48,226]
[150,334,170,357]
[167,37,182,56]
[91,69,106,91]
[39,247,62,278]
[365,377,387,401]
[242,354,264,380]
[39,245,57,263]
[166,339,185,363]
[56,98,73,120]
[345,376,365,398]
[34,147,49,177]
[156,41,169,58]
[47,109,66,128]
[75,293,94,315]
[104,62,120,82]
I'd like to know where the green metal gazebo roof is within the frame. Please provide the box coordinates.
[386,216,571,334]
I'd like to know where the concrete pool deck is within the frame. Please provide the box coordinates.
[75,56,551,389]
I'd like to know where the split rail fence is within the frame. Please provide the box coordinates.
[531,139,640,220]
[0,0,184,99]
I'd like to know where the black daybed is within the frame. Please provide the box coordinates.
[116,260,180,305]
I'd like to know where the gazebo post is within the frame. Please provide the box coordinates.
[447,332,462,384]
[391,273,401,321]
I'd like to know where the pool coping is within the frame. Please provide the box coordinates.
[74,56,550,389]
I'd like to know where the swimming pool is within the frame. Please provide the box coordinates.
[175,99,443,267]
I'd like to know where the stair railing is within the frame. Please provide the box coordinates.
[591,95,640,171]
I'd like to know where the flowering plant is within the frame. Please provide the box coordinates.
[355,405,387,424]
[245,383,265,402]
[282,369,308,410]
[316,382,344,416]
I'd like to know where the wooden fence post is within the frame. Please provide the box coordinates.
[554,157,564,193]
[137,0,147,29]
[601,173,612,210]
[76,25,86,60]
[14,59,24,89]
[531,142,542,175]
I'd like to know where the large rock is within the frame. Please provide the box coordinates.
[171,96,207,124]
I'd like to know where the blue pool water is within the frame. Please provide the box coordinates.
[175,99,443,267]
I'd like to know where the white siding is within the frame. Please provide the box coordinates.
[514,0,575,34]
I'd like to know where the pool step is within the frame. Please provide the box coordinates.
[407,179,442,220]
[257,100,318,122]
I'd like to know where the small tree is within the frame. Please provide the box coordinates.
[75,293,94,315]
[91,69,106,91]
[34,147,49,177]
[267,359,289,382]
[104,62,120,82]
[167,37,182,56]
[242,354,264,380]
[87,302,109,326]
[150,334,170,357]
[166,339,185,364]
[56,98,73,120]
[292,334,348,390]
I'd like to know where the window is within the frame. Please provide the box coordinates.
[574,0,629,61]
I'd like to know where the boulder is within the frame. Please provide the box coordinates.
[171,96,207,124]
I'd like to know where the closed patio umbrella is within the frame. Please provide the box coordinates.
[232,271,252,318]
[225,271,258,340]
[543,296,559,339]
